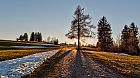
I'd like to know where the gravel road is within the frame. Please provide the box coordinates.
[50,50,125,78]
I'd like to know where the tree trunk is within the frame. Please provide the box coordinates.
[78,14,80,51]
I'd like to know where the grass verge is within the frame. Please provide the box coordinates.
[83,50,140,78]
[0,41,35,46]
[23,49,68,78]
[0,47,60,62]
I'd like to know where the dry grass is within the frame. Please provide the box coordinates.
[0,47,60,62]
[83,50,140,78]
[23,49,66,78]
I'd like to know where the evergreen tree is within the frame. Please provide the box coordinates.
[129,22,138,35]
[129,22,139,48]
[30,32,35,41]
[19,35,24,41]
[121,25,130,52]
[24,33,28,41]
[121,22,139,55]
[121,25,129,43]
[97,16,113,51]
[38,32,42,42]
[30,32,42,42]
[54,39,59,45]
[34,32,38,41]
[128,22,139,54]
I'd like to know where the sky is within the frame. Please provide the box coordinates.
[0,0,140,45]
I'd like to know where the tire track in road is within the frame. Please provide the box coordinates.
[81,51,125,78]
[51,50,125,78]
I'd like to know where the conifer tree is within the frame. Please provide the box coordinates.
[128,22,139,54]
[121,25,130,52]
[121,22,139,55]
[97,16,113,51]
[30,32,35,41]
[24,33,28,41]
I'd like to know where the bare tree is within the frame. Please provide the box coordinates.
[65,5,95,50]
[116,33,121,52]
[139,33,140,48]
[47,36,51,43]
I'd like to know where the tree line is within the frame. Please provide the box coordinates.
[46,36,59,45]
[17,32,42,42]
[17,32,59,45]
[66,5,140,55]
[30,32,42,42]
[16,33,28,41]
[96,16,139,55]
[120,22,139,55]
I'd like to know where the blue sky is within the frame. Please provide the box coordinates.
[0,0,140,45]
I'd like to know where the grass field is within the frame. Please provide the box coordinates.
[83,51,140,78]
[0,47,61,62]
[0,40,38,50]
[0,40,61,61]
[0,40,36,46]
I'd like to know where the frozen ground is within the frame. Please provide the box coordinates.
[11,46,46,49]
[33,43,60,47]
[0,50,59,78]
[111,52,131,56]
[11,44,60,49]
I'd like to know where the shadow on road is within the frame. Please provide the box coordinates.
[23,50,72,78]
[69,50,88,78]
[61,50,72,59]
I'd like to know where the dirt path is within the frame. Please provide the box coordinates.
[50,50,125,78]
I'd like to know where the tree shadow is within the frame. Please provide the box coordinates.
[23,50,72,78]
[61,50,72,59]
[69,50,90,78]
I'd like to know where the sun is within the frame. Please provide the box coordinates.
[73,39,85,46]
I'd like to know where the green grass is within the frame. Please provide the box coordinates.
[83,50,140,78]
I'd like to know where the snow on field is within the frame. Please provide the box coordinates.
[11,44,60,49]
[11,46,46,48]
[111,52,131,56]
[0,50,59,78]
[33,43,60,47]
[111,52,140,57]
[38,44,60,47]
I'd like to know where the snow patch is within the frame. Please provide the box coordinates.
[111,52,131,56]
[0,50,59,78]
[11,46,46,49]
